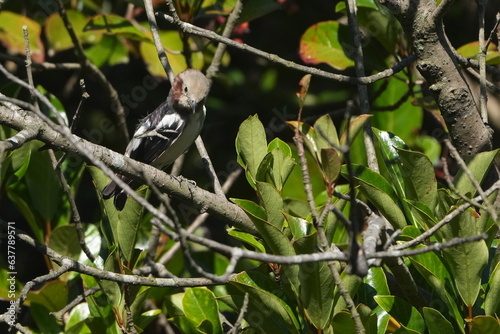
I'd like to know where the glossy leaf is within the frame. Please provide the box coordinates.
[341,164,407,229]
[373,129,416,226]
[300,21,354,70]
[183,288,222,334]
[359,267,390,310]
[374,295,425,333]
[65,303,91,333]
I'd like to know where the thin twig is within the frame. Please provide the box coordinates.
[205,0,245,82]
[50,287,100,321]
[394,180,500,250]
[143,0,174,82]
[55,0,129,141]
[444,139,497,222]
[477,0,488,122]
[227,292,249,334]
[432,0,454,23]
[159,12,415,84]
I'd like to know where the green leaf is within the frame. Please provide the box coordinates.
[409,247,464,330]
[238,0,281,23]
[457,41,500,65]
[339,114,372,146]
[139,30,204,76]
[341,164,407,229]
[440,210,488,307]
[359,267,390,310]
[293,233,335,329]
[228,271,300,333]
[256,181,284,229]
[236,115,268,188]
[470,315,500,334]
[484,262,500,316]
[373,129,416,226]
[299,21,354,70]
[85,34,129,67]
[232,198,300,293]
[423,307,454,334]
[227,228,266,253]
[24,147,62,221]
[332,269,362,315]
[268,137,292,157]
[374,295,425,333]
[88,166,148,263]
[320,148,341,189]
[49,225,82,260]
[65,303,91,333]
[453,149,499,197]
[397,148,438,209]
[0,11,44,61]
[284,213,311,240]
[84,14,150,41]
[370,75,423,143]
[30,303,63,333]
[46,10,102,52]
[314,113,340,150]
[260,139,296,191]
[27,280,69,311]
[100,249,123,307]
[183,288,222,334]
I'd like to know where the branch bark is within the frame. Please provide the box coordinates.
[0,104,258,235]
[381,0,492,160]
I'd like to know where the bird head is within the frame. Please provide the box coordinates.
[170,69,210,113]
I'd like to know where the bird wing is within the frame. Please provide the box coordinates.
[126,103,186,165]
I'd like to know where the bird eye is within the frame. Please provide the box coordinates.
[184,86,188,93]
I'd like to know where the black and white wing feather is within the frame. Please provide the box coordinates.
[126,101,186,166]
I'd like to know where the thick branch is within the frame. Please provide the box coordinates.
[381,0,492,160]
[0,104,258,235]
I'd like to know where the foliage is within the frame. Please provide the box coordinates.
[0,0,499,333]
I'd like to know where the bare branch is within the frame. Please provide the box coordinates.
[55,0,130,141]
[143,0,174,82]
[159,12,415,85]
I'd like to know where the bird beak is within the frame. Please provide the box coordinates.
[188,98,197,112]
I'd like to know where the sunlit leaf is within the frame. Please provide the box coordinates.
[0,11,44,61]
[300,21,354,70]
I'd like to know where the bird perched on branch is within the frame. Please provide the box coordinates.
[102,69,210,210]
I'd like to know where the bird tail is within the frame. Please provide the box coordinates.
[102,176,131,211]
